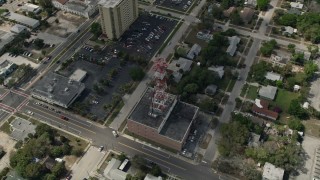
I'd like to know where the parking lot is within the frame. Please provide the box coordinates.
[58,47,137,121]
[181,112,211,159]
[114,13,177,60]
[154,0,195,12]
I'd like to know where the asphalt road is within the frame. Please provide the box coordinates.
[19,99,223,180]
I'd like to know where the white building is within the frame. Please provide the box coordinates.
[262,162,284,180]
[20,3,41,14]
[290,2,303,9]
[52,0,98,18]
[4,12,40,28]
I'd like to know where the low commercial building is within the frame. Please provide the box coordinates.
[167,57,192,83]
[52,0,98,18]
[186,43,201,60]
[10,118,36,141]
[0,60,16,77]
[226,36,240,56]
[31,72,85,108]
[3,12,40,29]
[0,31,15,52]
[262,162,284,180]
[265,72,282,81]
[10,24,28,34]
[20,3,41,14]
[259,85,277,100]
[252,99,279,120]
[127,88,199,151]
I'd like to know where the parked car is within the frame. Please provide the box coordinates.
[112,130,118,137]
[61,116,69,121]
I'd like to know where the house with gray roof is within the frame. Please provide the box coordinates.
[208,66,224,78]
[226,36,240,56]
[205,84,217,96]
[259,85,277,100]
[265,72,282,81]
[167,57,193,83]
[10,24,28,34]
[104,158,127,180]
[10,118,36,141]
[283,26,297,36]
[31,72,85,108]
[3,12,40,28]
[186,44,201,60]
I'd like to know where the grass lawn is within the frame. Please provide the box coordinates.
[240,84,249,97]
[57,130,88,151]
[184,27,208,48]
[272,89,300,112]
[246,86,258,100]
[0,116,15,134]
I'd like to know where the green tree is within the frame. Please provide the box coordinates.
[129,67,145,81]
[278,14,297,27]
[288,119,304,131]
[184,83,199,94]
[90,22,102,38]
[260,39,278,56]
[199,98,218,112]
[288,99,308,119]
[34,38,45,49]
[230,11,243,25]
[118,153,127,162]
[38,0,53,8]
[150,164,162,176]
[257,0,269,11]
[50,146,63,158]
[51,162,66,177]
[24,163,43,179]
[288,44,295,54]
[304,61,318,80]
[131,155,147,169]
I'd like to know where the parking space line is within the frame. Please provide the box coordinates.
[142,145,170,158]
[118,142,186,170]
[26,105,96,134]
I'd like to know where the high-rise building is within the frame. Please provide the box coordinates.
[98,0,138,40]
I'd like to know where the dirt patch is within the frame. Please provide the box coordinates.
[0,132,16,171]
[199,133,212,149]
[303,119,320,138]
[45,11,86,38]
[64,155,78,170]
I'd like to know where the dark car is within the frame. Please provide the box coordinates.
[61,116,69,121]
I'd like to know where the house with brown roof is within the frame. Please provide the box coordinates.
[223,6,236,17]
[252,99,279,120]
[240,7,255,23]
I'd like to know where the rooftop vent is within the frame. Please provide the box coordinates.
[64,87,69,92]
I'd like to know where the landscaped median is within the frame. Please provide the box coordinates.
[158,20,184,54]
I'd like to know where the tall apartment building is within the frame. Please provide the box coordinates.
[98,0,138,39]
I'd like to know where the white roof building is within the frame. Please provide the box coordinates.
[69,69,87,82]
[262,162,284,180]
[20,3,41,14]
[265,72,282,81]
[226,36,240,56]
[283,26,297,35]
[52,0,98,18]
[290,2,303,9]
[144,174,163,180]
[10,24,28,34]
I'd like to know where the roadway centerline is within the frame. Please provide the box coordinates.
[118,142,186,171]
[26,105,96,134]
[142,145,170,158]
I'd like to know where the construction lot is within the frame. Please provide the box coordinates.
[45,11,86,38]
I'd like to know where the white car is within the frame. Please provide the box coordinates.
[26,110,34,115]
[112,130,118,137]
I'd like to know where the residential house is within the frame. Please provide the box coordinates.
[223,6,236,17]
[205,84,217,96]
[104,158,127,180]
[259,85,277,100]
[265,72,282,81]
[252,99,279,120]
[208,66,224,78]
[226,36,241,56]
[244,0,257,7]
[196,30,213,42]
[10,24,28,34]
[262,162,284,180]
[290,2,303,9]
[269,54,286,67]
[167,57,193,83]
[187,43,201,60]
[283,26,297,36]
[240,7,255,23]
[144,174,163,180]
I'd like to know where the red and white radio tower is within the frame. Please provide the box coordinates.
[149,57,169,116]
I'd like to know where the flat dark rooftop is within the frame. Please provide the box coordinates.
[160,101,198,142]
[128,88,176,129]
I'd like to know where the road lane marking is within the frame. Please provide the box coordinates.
[118,142,186,171]
[26,105,96,134]
[68,126,81,135]
[34,112,67,127]
[142,145,170,158]
[145,157,171,172]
